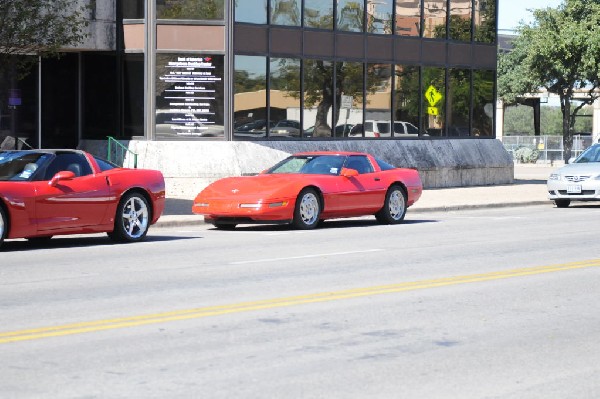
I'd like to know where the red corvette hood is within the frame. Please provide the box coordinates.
[197,174,302,201]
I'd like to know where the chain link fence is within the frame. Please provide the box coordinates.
[501,135,593,163]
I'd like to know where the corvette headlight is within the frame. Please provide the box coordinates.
[548,173,560,180]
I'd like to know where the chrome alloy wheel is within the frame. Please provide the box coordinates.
[121,196,149,239]
[299,192,320,226]
[388,188,406,221]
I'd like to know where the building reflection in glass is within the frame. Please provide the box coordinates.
[233,56,267,138]
[367,0,393,34]
[449,0,472,41]
[395,0,421,36]
[474,0,496,43]
[423,0,446,39]
[303,59,333,137]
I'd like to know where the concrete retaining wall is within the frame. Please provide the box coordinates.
[80,139,514,198]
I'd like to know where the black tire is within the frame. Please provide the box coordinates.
[375,185,408,224]
[214,222,236,230]
[292,188,321,230]
[0,206,7,249]
[108,192,151,243]
[554,199,571,208]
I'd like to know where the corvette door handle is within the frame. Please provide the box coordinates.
[374,178,380,181]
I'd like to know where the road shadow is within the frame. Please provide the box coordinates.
[513,178,547,185]
[1,234,197,252]
[211,218,437,232]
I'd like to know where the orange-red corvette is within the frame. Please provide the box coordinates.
[0,149,165,248]
[192,151,422,229]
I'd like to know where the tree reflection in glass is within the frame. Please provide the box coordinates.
[271,0,301,26]
[474,0,496,43]
[337,0,364,32]
[449,0,472,41]
[304,0,334,29]
[472,70,494,136]
[157,0,224,20]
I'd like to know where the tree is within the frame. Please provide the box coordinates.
[498,0,600,162]
[0,0,89,77]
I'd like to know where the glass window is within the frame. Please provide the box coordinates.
[304,0,334,29]
[448,68,471,136]
[122,0,144,19]
[422,66,445,136]
[337,0,364,32]
[423,0,447,39]
[233,56,267,139]
[157,0,224,20]
[156,54,225,140]
[123,54,144,138]
[0,55,38,150]
[365,64,392,138]
[269,58,301,138]
[271,0,301,26]
[367,0,393,34]
[303,59,334,138]
[472,69,494,136]
[474,0,496,44]
[449,0,472,41]
[396,0,421,36]
[82,53,117,140]
[345,155,374,174]
[235,0,267,24]
[393,65,421,137]
[336,62,364,138]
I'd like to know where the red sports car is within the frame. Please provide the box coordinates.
[0,149,165,248]
[192,151,422,229]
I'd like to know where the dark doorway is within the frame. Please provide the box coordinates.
[41,54,78,149]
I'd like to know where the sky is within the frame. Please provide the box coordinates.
[498,0,564,32]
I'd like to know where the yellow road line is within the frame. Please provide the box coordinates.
[2,259,599,345]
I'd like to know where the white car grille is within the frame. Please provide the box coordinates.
[564,175,591,182]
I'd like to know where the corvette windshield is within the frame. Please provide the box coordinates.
[0,151,50,181]
[268,155,345,175]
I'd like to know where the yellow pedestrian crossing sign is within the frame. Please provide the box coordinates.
[425,85,442,107]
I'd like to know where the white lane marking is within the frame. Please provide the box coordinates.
[230,249,385,265]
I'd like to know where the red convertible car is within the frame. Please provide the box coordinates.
[192,151,422,229]
[0,149,165,248]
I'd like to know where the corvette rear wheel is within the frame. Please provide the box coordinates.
[108,192,150,243]
[0,206,7,248]
[376,185,407,224]
[292,188,321,229]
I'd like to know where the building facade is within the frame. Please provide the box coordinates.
[1,0,512,195]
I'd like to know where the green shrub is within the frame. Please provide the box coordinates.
[514,147,539,163]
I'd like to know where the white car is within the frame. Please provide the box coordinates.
[349,120,422,138]
[547,143,600,207]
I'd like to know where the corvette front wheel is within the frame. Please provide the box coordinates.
[376,185,407,224]
[0,206,7,248]
[108,192,150,243]
[292,188,321,229]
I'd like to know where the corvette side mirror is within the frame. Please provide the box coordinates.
[49,171,76,186]
[340,167,359,178]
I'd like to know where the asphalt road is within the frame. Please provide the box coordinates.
[1,204,600,398]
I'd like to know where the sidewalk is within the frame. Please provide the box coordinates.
[156,163,556,228]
